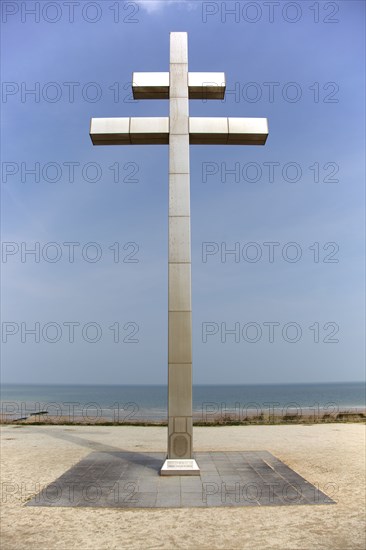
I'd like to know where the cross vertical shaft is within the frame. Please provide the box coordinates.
[89,30,269,474]
[168,33,193,460]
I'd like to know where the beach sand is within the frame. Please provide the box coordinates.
[1,423,365,550]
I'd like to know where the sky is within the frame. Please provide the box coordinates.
[1,0,365,384]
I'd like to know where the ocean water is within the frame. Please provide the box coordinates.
[1,382,365,421]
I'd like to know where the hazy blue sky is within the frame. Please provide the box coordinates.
[1,0,365,384]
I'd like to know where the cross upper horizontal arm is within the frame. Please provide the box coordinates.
[188,73,226,99]
[132,73,170,99]
[132,72,226,100]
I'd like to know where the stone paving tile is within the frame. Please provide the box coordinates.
[180,478,202,487]
[26,451,336,509]
[156,495,181,507]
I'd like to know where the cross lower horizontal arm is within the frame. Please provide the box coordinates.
[90,117,268,145]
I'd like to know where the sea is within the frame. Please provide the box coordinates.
[1,382,365,422]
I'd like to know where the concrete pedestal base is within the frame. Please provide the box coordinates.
[160,458,200,476]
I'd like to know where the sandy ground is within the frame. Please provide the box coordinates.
[1,423,365,550]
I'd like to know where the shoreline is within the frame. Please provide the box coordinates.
[1,408,365,426]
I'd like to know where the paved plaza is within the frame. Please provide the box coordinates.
[27,450,335,509]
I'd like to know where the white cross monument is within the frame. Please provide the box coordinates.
[90,32,268,476]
